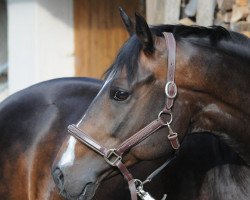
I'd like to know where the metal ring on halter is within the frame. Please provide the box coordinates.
[158,111,173,126]
[165,81,177,99]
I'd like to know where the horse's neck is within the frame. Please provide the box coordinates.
[208,66,250,116]
[175,46,250,163]
[201,49,249,116]
[188,89,250,164]
[178,43,250,116]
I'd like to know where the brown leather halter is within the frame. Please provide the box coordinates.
[68,32,180,200]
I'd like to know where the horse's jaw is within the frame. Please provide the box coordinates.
[77,183,99,200]
[78,168,117,200]
[58,182,99,200]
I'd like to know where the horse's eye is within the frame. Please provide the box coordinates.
[112,90,130,101]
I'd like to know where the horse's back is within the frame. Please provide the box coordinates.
[0,77,101,199]
[0,77,101,147]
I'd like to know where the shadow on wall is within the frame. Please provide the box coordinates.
[0,0,8,100]
[0,0,7,67]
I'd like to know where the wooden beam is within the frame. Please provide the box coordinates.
[146,0,181,24]
[185,0,198,17]
[197,0,216,26]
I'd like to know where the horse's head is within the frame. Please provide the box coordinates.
[52,10,195,200]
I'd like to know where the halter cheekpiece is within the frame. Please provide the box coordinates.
[68,32,180,200]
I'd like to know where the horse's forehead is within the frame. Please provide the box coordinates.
[110,36,169,84]
[139,50,167,81]
[109,67,129,88]
[155,36,167,52]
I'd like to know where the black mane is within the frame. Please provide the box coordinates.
[151,24,249,43]
[105,35,142,83]
[153,24,250,61]
[105,25,250,82]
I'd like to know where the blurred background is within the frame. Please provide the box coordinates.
[0,0,249,101]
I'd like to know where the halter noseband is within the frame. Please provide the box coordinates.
[68,32,180,200]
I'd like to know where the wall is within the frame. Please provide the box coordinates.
[7,0,74,94]
[74,0,145,78]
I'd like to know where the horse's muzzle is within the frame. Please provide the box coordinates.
[52,167,96,200]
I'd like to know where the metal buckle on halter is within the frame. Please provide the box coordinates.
[165,81,177,99]
[104,149,122,166]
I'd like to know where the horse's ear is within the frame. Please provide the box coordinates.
[135,12,154,54]
[119,7,135,36]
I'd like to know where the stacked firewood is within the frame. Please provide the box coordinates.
[178,0,250,37]
[216,0,250,37]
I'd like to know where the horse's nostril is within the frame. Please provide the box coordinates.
[53,168,64,190]
[59,173,63,180]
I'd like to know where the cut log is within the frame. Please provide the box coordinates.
[215,12,224,25]
[236,0,248,6]
[179,17,196,26]
[214,12,230,29]
[217,11,233,24]
[230,21,250,32]
[197,0,216,26]
[217,0,235,12]
[242,31,250,37]
[247,14,250,21]
[224,12,232,23]
[231,5,250,22]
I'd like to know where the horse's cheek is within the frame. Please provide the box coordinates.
[130,130,171,160]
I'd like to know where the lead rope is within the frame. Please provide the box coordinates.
[142,155,176,185]
[134,155,176,200]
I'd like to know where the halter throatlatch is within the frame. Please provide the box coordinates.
[68,32,180,200]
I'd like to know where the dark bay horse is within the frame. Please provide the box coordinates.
[0,77,246,200]
[52,10,250,200]
[0,78,101,200]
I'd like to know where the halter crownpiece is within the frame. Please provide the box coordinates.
[68,32,180,200]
